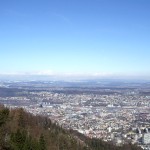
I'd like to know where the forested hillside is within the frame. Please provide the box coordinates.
[0,105,142,150]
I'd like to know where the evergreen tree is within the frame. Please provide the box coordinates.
[0,108,9,127]
[18,108,25,128]
[10,129,26,150]
[0,108,10,149]
[23,135,32,150]
[39,134,46,150]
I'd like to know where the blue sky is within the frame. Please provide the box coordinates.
[0,0,150,79]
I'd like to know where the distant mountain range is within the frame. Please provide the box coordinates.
[0,73,150,82]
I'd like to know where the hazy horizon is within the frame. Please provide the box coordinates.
[0,72,150,81]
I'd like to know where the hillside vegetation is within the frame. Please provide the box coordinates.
[0,105,142,150]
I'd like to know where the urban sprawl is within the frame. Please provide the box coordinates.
[0,81,150,150]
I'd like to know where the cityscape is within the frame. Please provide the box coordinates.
[1,0,150,149]
[1,80,150,149]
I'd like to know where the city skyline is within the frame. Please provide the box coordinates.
[0,0,150,79]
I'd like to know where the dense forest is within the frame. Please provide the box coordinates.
[0,105,142,150]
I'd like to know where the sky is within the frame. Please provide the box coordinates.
[0,0,150,79]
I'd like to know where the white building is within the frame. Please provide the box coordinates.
[143,133,150,145]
